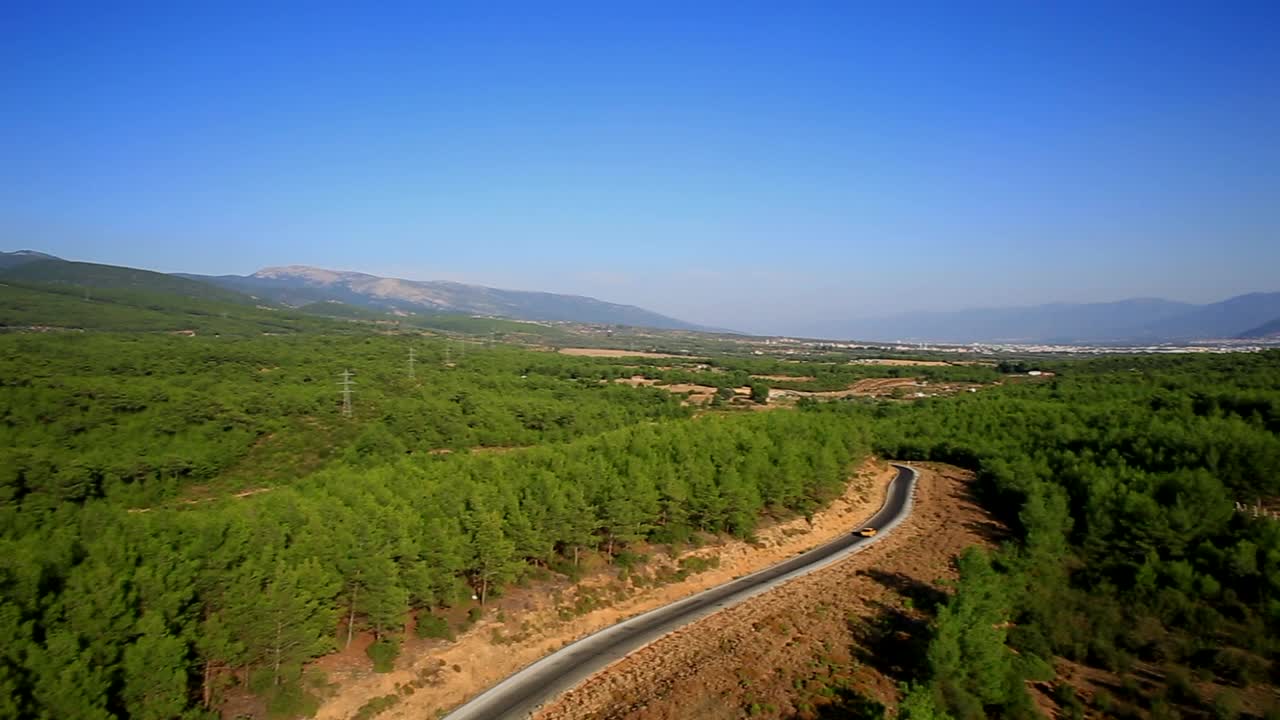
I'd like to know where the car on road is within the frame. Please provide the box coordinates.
[856,527,877,537]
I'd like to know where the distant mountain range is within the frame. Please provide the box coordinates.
[3,250,1277,343]
[1242,316,1280,339]
[0,252,702,331]
[828,293,1280,344]
[179,265,701,330]
[0,250,60,270]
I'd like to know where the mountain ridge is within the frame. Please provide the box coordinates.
[0,252,703,332]
[822,293,1280,344]
[1240,315,1280,339]
[183,264,705,330]
[0,249,62,270]
[4,251,1276,343]
[0,257,256,304]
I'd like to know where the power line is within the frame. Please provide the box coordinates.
[338,369,355,417]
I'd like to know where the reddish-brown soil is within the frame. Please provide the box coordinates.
[535,463,1001,720]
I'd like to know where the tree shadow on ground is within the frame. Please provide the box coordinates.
[959,481,1012,544]
[784,688,887,719]
[963,517,1010,545]
[849,599,932,683]
[859,568,949,615]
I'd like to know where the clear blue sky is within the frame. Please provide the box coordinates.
[2,1,1277,334]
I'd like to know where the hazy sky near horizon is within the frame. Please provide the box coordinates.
[3,2,1278,334]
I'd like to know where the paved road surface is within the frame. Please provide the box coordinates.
[444,464,919,720]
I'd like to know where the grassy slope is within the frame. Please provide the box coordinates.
[0,281,357,334]
[298,300,581,343]
[0,259,254,303]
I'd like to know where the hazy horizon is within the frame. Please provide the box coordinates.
[4,3,1278,336]
[10,246,1278,339]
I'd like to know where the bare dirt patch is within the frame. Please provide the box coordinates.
[559,348,690,359]
[310,459,900,720]
[768,377,921,400]
[851,358,953,367]
[846,377,922,395]
[768,378,988,404]
[231,487,271,499]
[619,375,986,407]
[466,446,527,455]
[750,374,816,382]
[615,380,754,407]
[535,463,1001,720]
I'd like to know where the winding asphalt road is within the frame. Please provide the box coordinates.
[444,463,919,720]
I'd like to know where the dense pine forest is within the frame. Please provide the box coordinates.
[1,334,698,509]
[0,331,874,718]
[871,351,1280,719]
[3,324,1278,719]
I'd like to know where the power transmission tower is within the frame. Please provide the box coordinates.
[338,369,355,417]
[408,346,416,380]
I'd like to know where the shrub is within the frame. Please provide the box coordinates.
[1211,689,1241,720]
[415,613,454,641]
[1164,666,1199,706]
[366,638,400,673]
[614,550,649,569]
[1149,698,1181,720]
[676,554,720,579]
[265,684,320,719]
[1120,675,1142,701]
[1052,682,1085,720]
[353,694,401,720]
[1213,647,1267,687]
[1094,688,1114,714]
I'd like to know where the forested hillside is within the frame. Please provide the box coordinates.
[0,281,356,335]
[865,351,1280,719]
[0,331,872,719]
[4,321,1278,720]
[0,260,253,304]
[0,334,702,509]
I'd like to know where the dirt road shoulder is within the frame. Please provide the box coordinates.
[313,459,900,720]
[534,463,1000,720]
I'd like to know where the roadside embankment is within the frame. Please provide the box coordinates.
[535,463,1001,720]
[313,458,900,720]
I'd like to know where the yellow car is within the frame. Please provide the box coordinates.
[856,527,877,538]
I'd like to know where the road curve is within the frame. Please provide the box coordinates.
[444,464,919,720]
